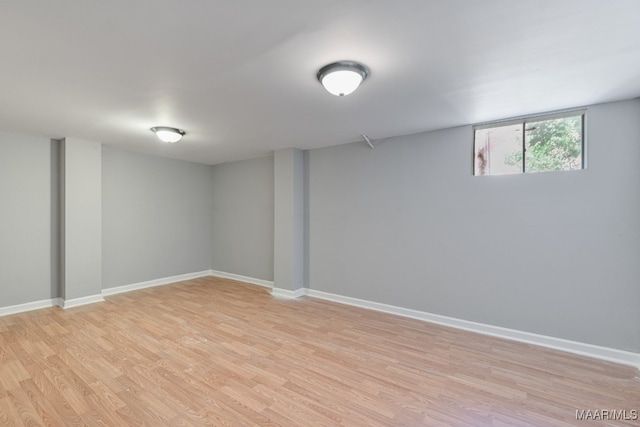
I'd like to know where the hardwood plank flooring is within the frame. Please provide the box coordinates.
[0,276,638,426]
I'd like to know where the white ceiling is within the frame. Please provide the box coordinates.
[1,0,639,165]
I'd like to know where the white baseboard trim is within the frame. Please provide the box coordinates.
[210,270,274,289]
[305,289,640,370]
[4,274,637,369]
[102,270,212,296]
[0,298,60,317]
[271,287,306,300]
[0,295,104,314]
[0,269,251,316]
[61,294,105,309]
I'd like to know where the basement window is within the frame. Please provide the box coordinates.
[473,111,585,176]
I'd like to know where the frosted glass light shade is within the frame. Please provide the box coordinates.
[150,126,185,143]
[317,61,369,96]
[321,70,364,96]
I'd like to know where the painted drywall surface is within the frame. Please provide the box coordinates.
[211,156,274,281]
[102,147,213,288]
[274,148,304,291]
[0,132,56,307]
[61,138,102,299]
[307,99,640,352]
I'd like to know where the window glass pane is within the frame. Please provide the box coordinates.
[474,124,523,176]
[524,115,583,173]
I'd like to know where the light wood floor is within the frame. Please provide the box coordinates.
[0,277,638,426]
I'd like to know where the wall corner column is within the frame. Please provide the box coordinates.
[273,148,305,298]
[59,138,103,307]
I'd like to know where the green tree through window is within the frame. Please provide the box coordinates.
[507,115,583,172]
[474,112,584,175]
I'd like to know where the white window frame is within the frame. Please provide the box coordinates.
[472,109,587,176]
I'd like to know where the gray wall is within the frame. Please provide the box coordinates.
[211,156,274,281]
[3,100,639,355]
[0,132,57,306]
[307,99,640,352]
[102,147,214,288]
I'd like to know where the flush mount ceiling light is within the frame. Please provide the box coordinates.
[317,61,370,96]
[150,126,185,143]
